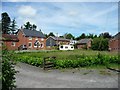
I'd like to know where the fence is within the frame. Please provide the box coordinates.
[43,56,56,70]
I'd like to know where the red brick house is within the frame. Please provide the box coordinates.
[77,38,92,49]
[109,32,120,52]
[17,29,46,50]
[1,34,19,50]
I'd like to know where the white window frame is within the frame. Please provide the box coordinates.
[40,43,44,48]
[41,38,44,41]
[11,42,16,46]
[28,42,32,48]
[34,41,40,48]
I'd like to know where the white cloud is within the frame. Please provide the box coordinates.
[18,5,37,17]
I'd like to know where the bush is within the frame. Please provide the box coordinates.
[91,38,109,51]
[2,50,17,90]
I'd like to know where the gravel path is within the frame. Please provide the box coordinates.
[15,62,118,88]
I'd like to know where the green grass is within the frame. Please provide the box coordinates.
[14,49,119,69]
[15,49,118,59]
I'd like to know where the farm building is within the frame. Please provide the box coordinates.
[77,38,92,49]
[17,29,46,50]
[109,32,120,52]
[1,34,19,50]
[46,36,70,47]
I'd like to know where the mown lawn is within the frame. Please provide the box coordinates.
[14,49,119,69]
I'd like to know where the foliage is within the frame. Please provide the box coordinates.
[75,33,98,40]
[24,21,37,30]
[91,37,109,51]
[64,33,75,39]
[2,50,17,90]
[9,18,18,34]
[99,32,112,38]
[15,51,119,69]
[1,12,11,34]
[48,32,55,37]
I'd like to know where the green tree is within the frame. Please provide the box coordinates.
[99,32,112,38]
[91,37,109,51]
[32,24,37,30]
[1,12,11,34]
[65,33,74,39]
[24,22,32,30]
[75,33,86,40]
[48,32,55,37]
[10,18,18,34]
[80,33,86,39]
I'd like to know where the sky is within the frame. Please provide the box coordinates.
[1,0,119,37]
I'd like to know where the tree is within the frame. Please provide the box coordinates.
[24,22,32,30]
[24,22,37,30]
[48,32,55,37]
[65,33,75,39]
[10,18,18,34]
[75,33,86,40]
[80,33,86,39]
[91,37,109,51]
[99,32,112,38]
[32,24,37,30]
[1,12,11,34]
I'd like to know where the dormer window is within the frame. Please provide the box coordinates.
[29,37,32,40]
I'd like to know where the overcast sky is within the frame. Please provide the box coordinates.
[1,0,119,37]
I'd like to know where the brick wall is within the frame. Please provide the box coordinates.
[3,41,18,50]
[109,39,120,52]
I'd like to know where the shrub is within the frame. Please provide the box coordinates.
[2,50,17,90]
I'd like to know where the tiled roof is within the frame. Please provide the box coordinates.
[50,36,70,41]
[2,34,19,41]
[78,38,92,44]
[22,29,45,38]
[113,32,120,39]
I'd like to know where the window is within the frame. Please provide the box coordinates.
[65,46,68,48]
[11,42,15,46]
[34,40,40,48]
[28,42,32,48]
[29,37,32,40]
[40,43,44,48]
[71,47,73,48]
[36,38,38,40]
[41,38,44,41]
[60,46,63,48]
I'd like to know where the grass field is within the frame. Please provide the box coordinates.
[14,49,119,69]
[15,49,118,58]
